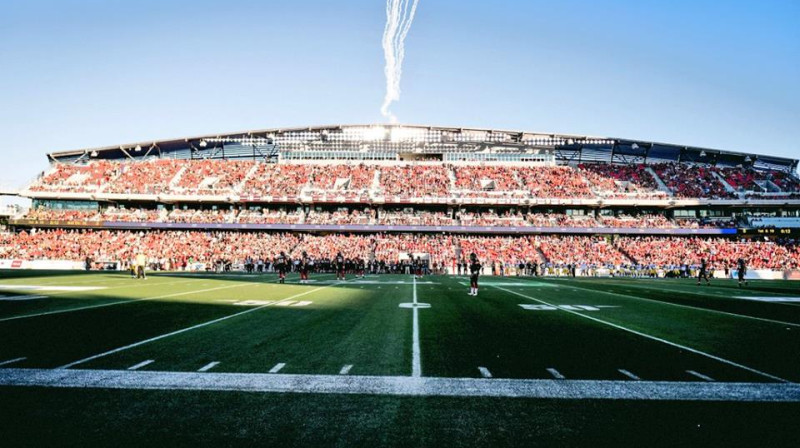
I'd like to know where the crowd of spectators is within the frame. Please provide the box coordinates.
[27,160,800,201]
[1,229,798,272]
[237,208,305,224]
[652,163,736,199]
[306,164,376,192]
[579,163,666,198]
[598,214,676,229]
[21,206,745,230]
[377,210,455,226]
[453,166,524,192]
[535,235,631,266]
[30,161,118,193]
[305,208,374,225]
[104,160,182,195]
[378,165,450,198]
[164,209,235,223]
[457,210,527,227]
[175,160,253,196]
[518,166,595,198]
[241,164,312,198]
[527,213,598,227]
[616,236,800,270]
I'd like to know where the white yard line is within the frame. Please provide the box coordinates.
[687,370,715,382]
[0,357,26,367]
[0,281,250,323]
[0,278,196,299]
[547,368,565,379]
[492,286,791,383]
[0,295,47,301]
[411,276,422,378]
[56,284,339,370]
[2,368,798,402]
[618,369,641,381]
[545,281,800,328]
[269,363,286,374]
[478,367,492,378]
[198,362,220,372]
[127,360,155,371]
[339,365,353,375]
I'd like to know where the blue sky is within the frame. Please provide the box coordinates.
[0,0,798,197]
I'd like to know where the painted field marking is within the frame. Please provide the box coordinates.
[0,275,123,287]
[0,285,107,292]
[0,281,248,323]
[127,360,154,371]
[291,301,313,307]
[547,368,565,379]
[56,283,340,370]
[351,280,438,285]
[39,278,199,298]
[458,281,555,288]
[269,363,286,374]
[519,304,557,311]
[0,357,26,367]
[412,276,422,377]
[687,370,715,382]
[275,301,296,307]
[546,280,800,328]
[519,304,611,311]
[735,296,800,303]
[478,367,492,378]
[0,295,47,301]
[339,365,353,375]
[234,300,274,306]
[618,369,641,381]
[198,362,220,372]
[0,278,194,299]
[493,286,791,383]
[3,368,800,402]
[398,303,431,309]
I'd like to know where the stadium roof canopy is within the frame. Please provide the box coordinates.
[47,124,798,173]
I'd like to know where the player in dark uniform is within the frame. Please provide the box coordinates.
[468,253,482,296]
[299,251,310,284]
[335,252,346,281]
[737,257,749,287]
[696,257,711,286]
[356,257,366,278]
[275,251,288,284]
[414,257,423,279]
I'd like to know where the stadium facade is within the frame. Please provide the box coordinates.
[2,124,799,277]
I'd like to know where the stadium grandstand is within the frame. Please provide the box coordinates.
[2,124,799,277]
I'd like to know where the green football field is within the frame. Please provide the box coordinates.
[1,270,799,446]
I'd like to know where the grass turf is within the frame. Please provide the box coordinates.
[1,270,799,445]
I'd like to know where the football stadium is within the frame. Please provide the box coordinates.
[1,124,800,445]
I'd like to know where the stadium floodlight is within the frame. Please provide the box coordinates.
[631,143,639,150]
[90,151,98,157]
[699,151,707,157]
[199,140,208,147]
[134,145,142,152]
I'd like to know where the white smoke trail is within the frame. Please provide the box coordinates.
[381,0,420,123]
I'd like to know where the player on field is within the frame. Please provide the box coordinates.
[414,256,423,279]
[335,252,346,281]
[299,251,310,284]
[468,252,482,296]
[135,251,147,280]
[275,251,288,284]
[737,257,749,287]
[696,257,711,286]
[356,257,366,278]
